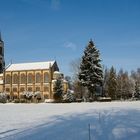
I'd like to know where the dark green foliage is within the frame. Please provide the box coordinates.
[131,68,140,99]
[103,68,110,96]
[63,89,75,102]
[20,99,26,103]
[0,93,11,103]
[107,66,117,100]
[14,99,20,103]
[0,93,7,103]
[34,92,42,103]
[53,79,63,101]
[135,81,140,98]
[79,40,103,99]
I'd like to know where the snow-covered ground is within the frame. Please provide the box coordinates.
[0,101,140,140]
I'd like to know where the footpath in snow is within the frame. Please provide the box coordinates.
[0,101,140,140]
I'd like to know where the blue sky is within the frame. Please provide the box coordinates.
[0,0,140,76]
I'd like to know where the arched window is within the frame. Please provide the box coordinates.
[13,88,17,92]
[44,72,49,83]
[28,87,32,92]
[6,88,10,92]
[36,87,40,91]
[36,73,41,83]
[13,74,18,84]
[20,73,26,84]
[28,73,33,83]
[20,87,25,92]
[5,74,11,84]
[44,86,49,92]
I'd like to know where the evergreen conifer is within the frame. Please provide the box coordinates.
[79,40,103,100]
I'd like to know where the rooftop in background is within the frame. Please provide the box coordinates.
[5,61,56,71]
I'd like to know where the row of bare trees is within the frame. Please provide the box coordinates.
[103,67,140,100]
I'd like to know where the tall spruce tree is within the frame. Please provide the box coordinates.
[79,40,103,99]
[108,66,117,100]
[103,68,110,96]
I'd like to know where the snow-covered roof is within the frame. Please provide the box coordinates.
[52,80,57,83]
[53,71,61,74]
[0,80,3,84]
[63,79,68,83]
[6,61,56,71]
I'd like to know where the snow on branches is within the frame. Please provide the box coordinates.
[79,39,103,98]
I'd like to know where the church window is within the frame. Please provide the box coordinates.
[20,87,25,92]
[5,74,11,84]
[13,74,18,84]
[44,72,49,83]
[28,73,33,83]
[13,88,17,92]
[28,87,32,92]
[36,87,40,91]
[6,88,10,92]
[20,73,26,84]
[36,73,41,83]
[44,86,49,92]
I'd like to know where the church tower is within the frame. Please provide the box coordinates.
[0,32,5,73]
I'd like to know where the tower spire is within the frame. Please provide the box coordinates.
[0,31,5,73]
[0,31,2,42]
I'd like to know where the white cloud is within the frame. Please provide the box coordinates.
[51,0,61,10]
[64,42,77,51]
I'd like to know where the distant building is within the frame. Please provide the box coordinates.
[0,33,68,100]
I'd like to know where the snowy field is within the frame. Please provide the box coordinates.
[0,101,140,140]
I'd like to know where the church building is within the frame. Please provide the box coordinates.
[0,33,68,100]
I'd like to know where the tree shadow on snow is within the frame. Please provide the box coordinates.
[2,109,140,140]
